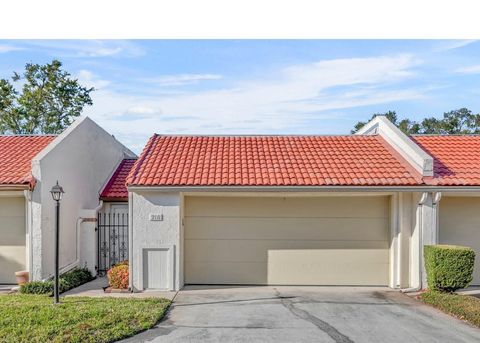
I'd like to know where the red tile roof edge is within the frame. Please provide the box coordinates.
[0,135,56,187]
[100,159,137,200]
[126,134,158,186]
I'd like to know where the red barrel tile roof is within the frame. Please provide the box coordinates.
[412,136,480,186]
[126,134,423,187]
[0,135,55,185]
[100,159,137,200]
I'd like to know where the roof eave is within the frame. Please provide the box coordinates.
[0,184,30,191]
[99,196,128,202]
[127,185,480,193]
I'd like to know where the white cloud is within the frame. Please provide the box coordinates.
[0,44,23,53]
[142,73,222,86]
[454,64,480,74]
[127,106,157,114]
[436,40,477,51]
[76,70,110,89]
[24,40,144,58]
[82,54,423,152]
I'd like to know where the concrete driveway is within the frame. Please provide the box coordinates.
[123,286,480,343]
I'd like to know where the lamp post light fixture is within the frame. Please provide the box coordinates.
[50,181,64,304]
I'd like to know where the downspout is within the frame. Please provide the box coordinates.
[396,193,402,288]
[433,192,442,244]
[128,192,134,292]
[23,190,33,279]
[402,192,429,293]
[92,200,103,275]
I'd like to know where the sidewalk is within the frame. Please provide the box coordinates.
[456,286,480,298]
[0,284,15,295]
[63,277,177,300]
[403,286,480,298]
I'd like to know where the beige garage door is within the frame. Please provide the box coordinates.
[185,196,390,286]
[0,197,26,284]
[440,197,480,285]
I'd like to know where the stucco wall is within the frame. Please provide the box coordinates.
[393,192,414,289]
[130,191,181,291]
[405,192,443,290]
[31,117,134,280]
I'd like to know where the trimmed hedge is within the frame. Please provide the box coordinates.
[424,245,475,292]
[20,267,94,295]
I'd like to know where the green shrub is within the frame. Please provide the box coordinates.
[62,267,93,287]
[107,260,129,289]
[424,245,475,292]
[20,267,94,295]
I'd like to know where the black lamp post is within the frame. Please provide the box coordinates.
[50,181,64,304]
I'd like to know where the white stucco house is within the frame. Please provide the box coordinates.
[125,116,480,292]
[0,116,135,284]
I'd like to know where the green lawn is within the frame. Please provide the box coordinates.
[0,294,171,343]
[421,291,480,328]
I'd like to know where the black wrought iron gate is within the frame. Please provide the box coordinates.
[97,212,129,275]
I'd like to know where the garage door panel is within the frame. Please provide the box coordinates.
[0,217,27,245]
[185,239,389,262]
[186,196,389,218]
[0,247,26,284]
[185,217,389,241]
[0,197,25,216]
[268,249,388,285]
[186,249,388,285]
[185,196,390,286]
[186,262,267,284]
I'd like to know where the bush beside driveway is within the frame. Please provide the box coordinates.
[0,294,170,343]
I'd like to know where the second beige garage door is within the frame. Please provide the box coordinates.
[0,197,26,284]
[439,196,480,285]
[185,196,390,286]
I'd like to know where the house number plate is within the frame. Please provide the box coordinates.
[149,214,164,221]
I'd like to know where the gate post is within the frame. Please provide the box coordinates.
[79,209,98,275]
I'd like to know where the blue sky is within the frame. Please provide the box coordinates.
[0,40,480,152]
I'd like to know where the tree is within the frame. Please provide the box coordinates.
[352,108,480,135]
[441,108,480,134]
[0,60,94,134]
[351,110,398,134]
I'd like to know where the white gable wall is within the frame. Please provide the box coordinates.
[356,116,433,176]
[30,117,135,280]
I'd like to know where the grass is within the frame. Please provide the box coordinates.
[421,290,480,328]
[0,294,171,343]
